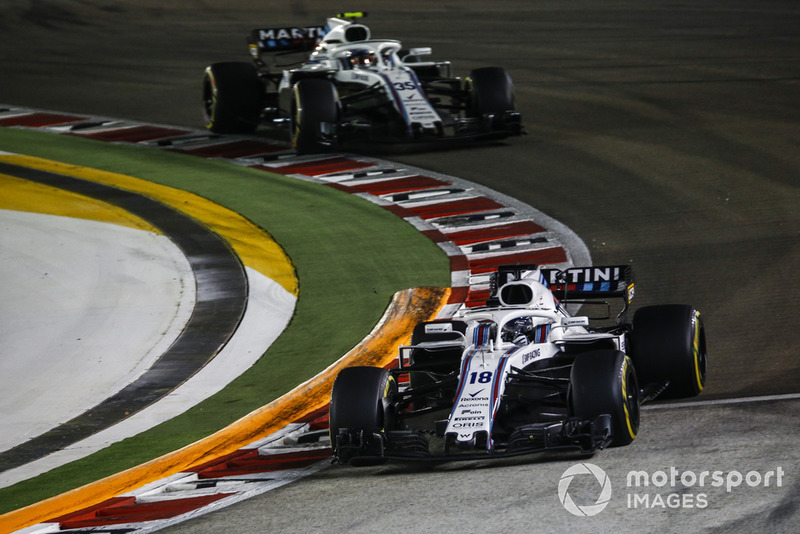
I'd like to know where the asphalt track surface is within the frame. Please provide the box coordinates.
[1,0,799,531]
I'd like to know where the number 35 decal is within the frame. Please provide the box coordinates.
[393,81,416,91]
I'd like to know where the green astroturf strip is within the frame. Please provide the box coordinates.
[0,127,450,513]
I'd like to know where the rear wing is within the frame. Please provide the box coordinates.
[540,265,634,302]
[247,13,368,57]
[248,25,328,56]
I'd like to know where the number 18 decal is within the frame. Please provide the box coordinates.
[469,371,493,384]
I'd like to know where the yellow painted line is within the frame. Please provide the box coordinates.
[0,286,451,532]
[621,356,637,441]
[693,311,705,392]
[0,173,160,233]
[0,154,298,297]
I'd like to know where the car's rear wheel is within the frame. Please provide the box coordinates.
[631,304,707,399]
[202,62,263,134]
[467,66,516,118]
[290,78,339,154]
[329,366,397,463]
[570,350,640,447]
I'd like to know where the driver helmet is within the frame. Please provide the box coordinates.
[501,317,534,346]
[348,49,375,68]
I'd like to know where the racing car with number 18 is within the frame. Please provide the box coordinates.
[329,264,707,465]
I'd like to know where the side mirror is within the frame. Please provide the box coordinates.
[562,316,589,327]
[408,47,432,57]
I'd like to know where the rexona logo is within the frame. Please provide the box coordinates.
[558,463,612,517]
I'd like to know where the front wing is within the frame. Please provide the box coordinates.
[332,414,613,466]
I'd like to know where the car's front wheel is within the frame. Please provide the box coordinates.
[570,350,640,447]
[290,78,339,154]
[467,66,516,118]
[329,366,397,464]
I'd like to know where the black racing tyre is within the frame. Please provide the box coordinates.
[202,62,263,134]
[570,350,640,447]
[329,366,397,447]
[631,305,707,399]
[467,66,515,117]
[290,78,339,154]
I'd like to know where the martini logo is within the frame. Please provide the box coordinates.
[558,463,612,516]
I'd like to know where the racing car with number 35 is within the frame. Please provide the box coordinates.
[329,264,707,465]
[203,12,522,152]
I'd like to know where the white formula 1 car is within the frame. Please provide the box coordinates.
[202,12,522,152]
[330,264,707,465]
